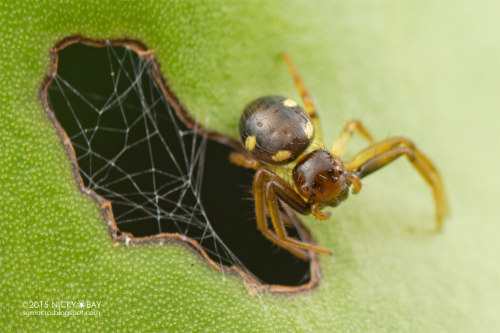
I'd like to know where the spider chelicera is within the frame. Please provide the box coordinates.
[230,54,449,260]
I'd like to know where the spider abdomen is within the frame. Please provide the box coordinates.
[239,95,315,165]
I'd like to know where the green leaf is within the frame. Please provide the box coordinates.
[1,0,499,331]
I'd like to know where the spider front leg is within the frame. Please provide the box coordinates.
[253,169,332,259]
[331,120,375,158]
[347,137,449,228]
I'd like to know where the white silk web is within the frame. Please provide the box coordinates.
[46,42,247,275]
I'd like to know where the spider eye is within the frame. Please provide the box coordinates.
[338,169,343,175]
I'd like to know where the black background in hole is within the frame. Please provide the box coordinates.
[47,42,310,286]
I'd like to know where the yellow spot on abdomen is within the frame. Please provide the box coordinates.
[283,98,298,107]
[272,150,292,162]
[245,135,257,151]
[304,121,314,139]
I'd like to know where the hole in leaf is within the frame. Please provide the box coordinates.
[41,36,321,291]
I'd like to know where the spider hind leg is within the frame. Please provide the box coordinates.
[229,152,260,170]
[282,53,323,141]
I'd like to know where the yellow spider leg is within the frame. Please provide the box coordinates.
[331,120,375,158]
[282,53,323,142]
[265,182,331,255]
[229,152,260,170]
[253,169,332,257]
[347,137,449,228]
[253,169,309,259]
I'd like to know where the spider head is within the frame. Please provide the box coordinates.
[293,149,360,207]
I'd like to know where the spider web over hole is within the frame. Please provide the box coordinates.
[44,38,317,288]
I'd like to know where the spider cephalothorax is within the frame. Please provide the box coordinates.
[293,150,355,207]
[230,54,449,260]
